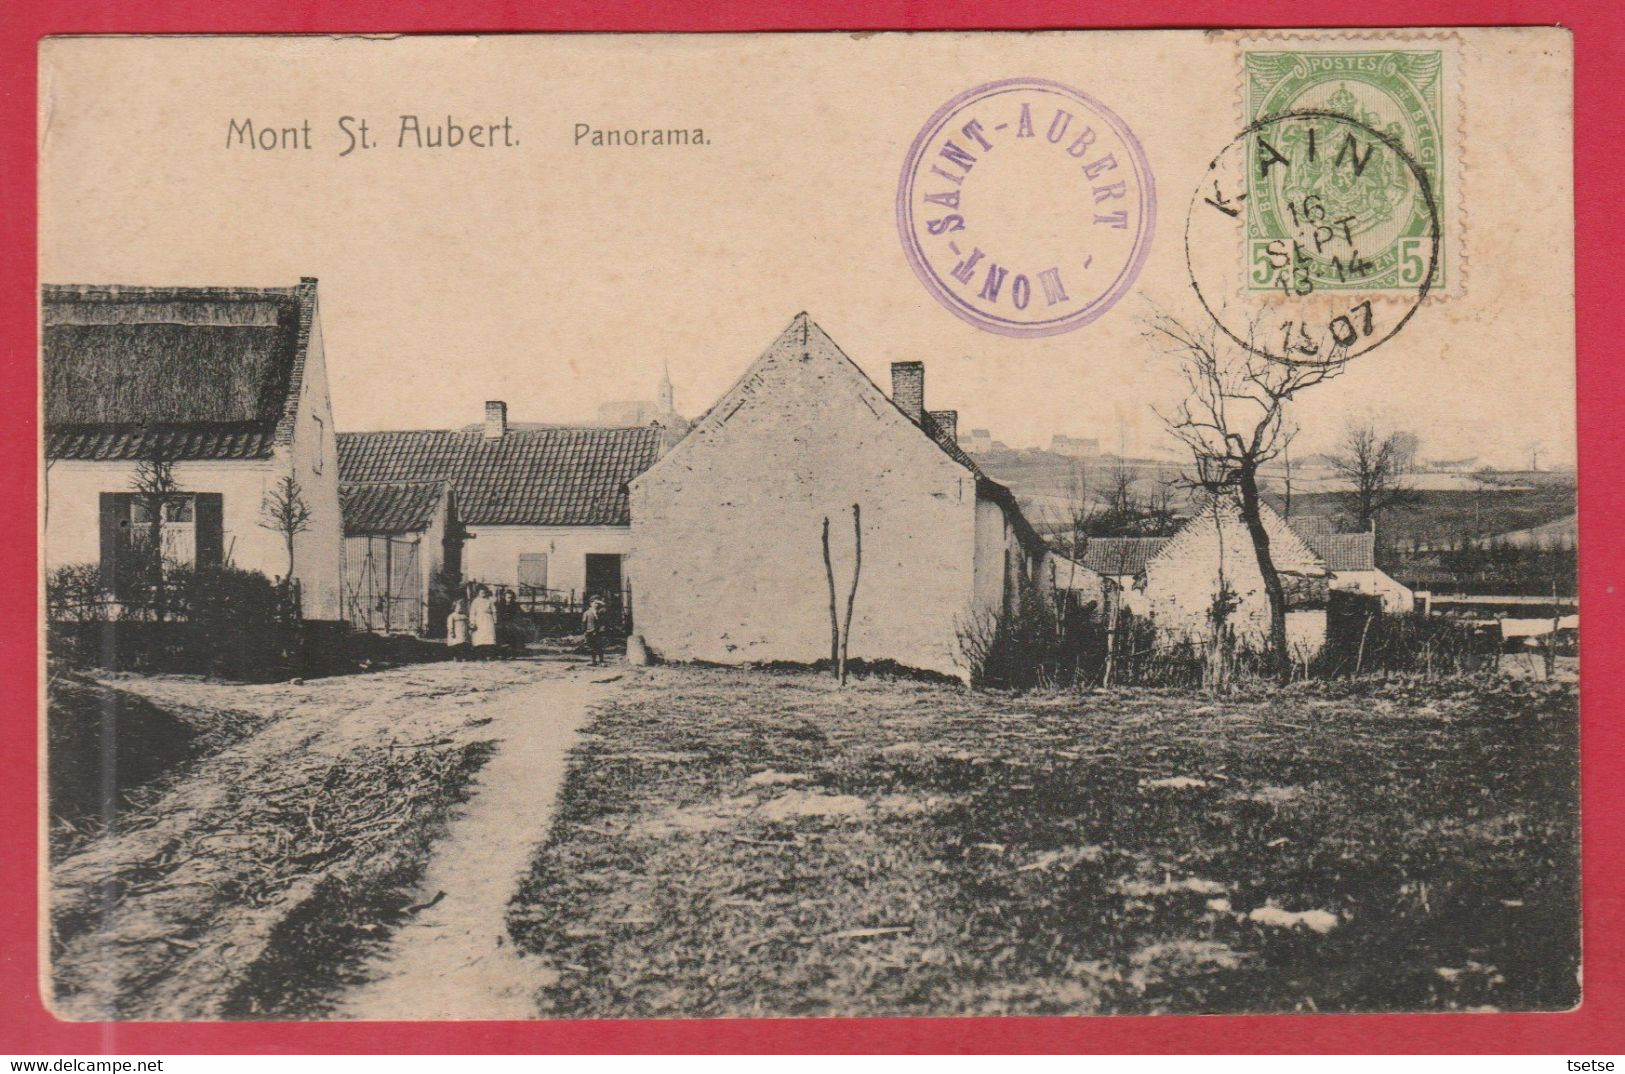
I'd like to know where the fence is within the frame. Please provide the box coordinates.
[342,534,423,635]
[461,582,633,638]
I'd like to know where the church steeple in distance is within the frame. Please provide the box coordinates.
[658,360,674,414]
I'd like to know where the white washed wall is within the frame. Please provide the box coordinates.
[630,332,981,680]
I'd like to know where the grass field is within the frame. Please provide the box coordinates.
[509,666,1580,1017]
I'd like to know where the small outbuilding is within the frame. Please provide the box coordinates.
[339,480,459,634]
[338,409,664,613]
[1140,495,1331,657]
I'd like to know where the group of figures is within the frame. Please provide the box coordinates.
[445,586,611,665]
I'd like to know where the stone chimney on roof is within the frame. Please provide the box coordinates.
[891,361,924,425]
[928,409,958,446]
[484,400,508,440]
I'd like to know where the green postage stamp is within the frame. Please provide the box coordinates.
[1243,47,1449,293]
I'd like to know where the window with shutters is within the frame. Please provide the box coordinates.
[101,491,225,597]
[517,553,549,591]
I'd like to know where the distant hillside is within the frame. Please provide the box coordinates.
[1275,486,1576,551]
[971,447,1576,551]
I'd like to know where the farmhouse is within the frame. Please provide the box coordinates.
[1292,517,1415,613]
[339,480,459,634]
[629,313,1057,682]
[338,404,664,610]
[1072,507,1418,654]
[42,278,343,619]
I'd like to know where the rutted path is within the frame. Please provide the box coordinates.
[339,659,616,1020]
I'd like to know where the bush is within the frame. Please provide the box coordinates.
[47,564,306,680]
[1317,590,1496,678]
[46,564,110,624]
[958,582,1113,690]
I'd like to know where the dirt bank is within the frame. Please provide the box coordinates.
[48,657,601,1020]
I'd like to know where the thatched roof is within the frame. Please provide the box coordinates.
[42,280,318,461]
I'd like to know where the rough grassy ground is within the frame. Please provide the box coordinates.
[509,667,1579,1018]
[46,660,575,1020]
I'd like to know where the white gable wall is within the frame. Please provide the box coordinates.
[278,297,343,619]
[1142,496,1329,656]
[630,321,982,680]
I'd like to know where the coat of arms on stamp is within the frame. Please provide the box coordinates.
[1244,49,1446,293]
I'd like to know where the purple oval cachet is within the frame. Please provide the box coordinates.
[897,78,1156,338]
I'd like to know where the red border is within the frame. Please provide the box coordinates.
[3,0,1621,1055]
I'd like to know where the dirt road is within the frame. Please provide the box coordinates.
[339,659,615,1020]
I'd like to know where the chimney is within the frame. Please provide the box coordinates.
[484,400,508,440]
[891,361,924,424]
[928,409,958,446]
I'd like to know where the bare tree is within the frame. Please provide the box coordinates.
[127,449,189,621]
[260,474,312,584]
[1151,313,1345,683]
[1328,421,1419,530]
[821,504,863,684]
[1060,462,1096,557]
[822,516,840,666]
[840,504,862,685]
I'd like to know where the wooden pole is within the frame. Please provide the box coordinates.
[839,504,862,685]
[822,516,839,672]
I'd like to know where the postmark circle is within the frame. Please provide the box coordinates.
[1184,108,1440,365]
[897,78,1156,338]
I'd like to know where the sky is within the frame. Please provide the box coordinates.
[39,31,1575,468]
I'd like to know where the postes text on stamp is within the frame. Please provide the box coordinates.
[897,78,1155,338]
[1243,49,1446,294]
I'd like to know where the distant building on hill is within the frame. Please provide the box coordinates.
[1050,434,1100,458]
[960,427,994,454]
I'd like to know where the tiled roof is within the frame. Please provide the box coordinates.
[1080,536,1170,575]
[42,280,318,461]
[1288,515,1336,536]
[45,422,276,462]
[340,480,449,536]
[1301,530,1376,571]
[337,426,663,527]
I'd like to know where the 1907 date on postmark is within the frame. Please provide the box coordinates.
[1242,48,1448,294]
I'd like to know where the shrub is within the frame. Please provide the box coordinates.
[47,564,305,680]
[957,581,1106,690]
[46,564,110,624]
[1317,590,1495,677]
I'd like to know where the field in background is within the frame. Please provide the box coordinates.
[973,448,1576,551]
[510,665,1579,1018]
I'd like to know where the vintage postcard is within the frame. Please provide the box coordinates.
[37,29,1577,1021]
